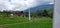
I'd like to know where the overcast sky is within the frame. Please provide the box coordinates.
[0,0,54,11]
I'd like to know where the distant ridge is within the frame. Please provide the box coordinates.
[24,4,54,13]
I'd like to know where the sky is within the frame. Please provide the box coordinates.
[0,0,54,11]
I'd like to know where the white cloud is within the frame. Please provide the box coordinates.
[49,3,54,4]
[0,0,54,11]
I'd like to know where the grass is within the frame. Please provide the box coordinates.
[0,17,52,28]
[0,17,28,24]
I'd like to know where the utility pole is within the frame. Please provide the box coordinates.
[29,8,31,21]
[24,0,31,21]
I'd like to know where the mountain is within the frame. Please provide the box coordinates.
[24,4,54,13]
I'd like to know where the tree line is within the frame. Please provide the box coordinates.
[0,7,53,18]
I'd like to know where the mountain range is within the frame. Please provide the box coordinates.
[24,4,54,13]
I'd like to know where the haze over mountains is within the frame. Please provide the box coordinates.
[24,3,54,12]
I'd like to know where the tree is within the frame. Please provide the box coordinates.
[24,12,29,17]
[20,11,24,14]
[42,9,48,17]
[3,11,11,17]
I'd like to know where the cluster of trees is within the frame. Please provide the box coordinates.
[33,9,53,18]
[0,11,29,17]
[0,7,53,18]
[30,7,53,18]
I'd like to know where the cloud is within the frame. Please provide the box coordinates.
[0,0,54,11]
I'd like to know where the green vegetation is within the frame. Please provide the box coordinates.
[0,17,52,28]
[0,7,53,18]
[30,7,53,18]
[0,6,53,28]
[0,17,28,24]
